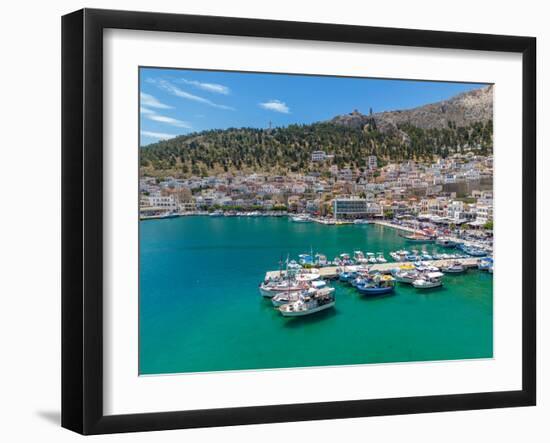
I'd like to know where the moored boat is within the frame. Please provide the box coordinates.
[400,232,435,243]
[356,275,395,296]
[278,288,335,317]
[259,279,308,298]
[412,272,444,289]
[441,261,466,274]
[459,243,487,257]
[436,237,458,248]
[478,257,494,271]
[376,252,387,263]
[391,265,419,284]
[291,215,311,223]
[390,250,410,262]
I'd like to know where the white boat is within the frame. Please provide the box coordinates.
[314,254,329,267]
[310,280,328,289]
[259,280,308,298]
[209,210,224,217]
[441,261,466,273]
[353,251,369,264]
[295,272,321,282]
[278,289,335,317]
[272,286,334,307]
[376,252,387,263]
[391,266,419,284]
[436,237,458,248]
[291,215,311,223]
[389,250,410,262]
[271,291,303,307]
[366,252,378,264]
[412,272,444,289]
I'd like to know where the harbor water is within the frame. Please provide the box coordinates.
[139,216,493,375]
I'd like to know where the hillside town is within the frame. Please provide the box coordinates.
[140,151,493,231]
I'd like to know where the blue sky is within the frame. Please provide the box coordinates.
[139,67,488,146]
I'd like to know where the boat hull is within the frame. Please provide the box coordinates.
[279,301,335,317]
[259,286,303,298]
[357,286,394,296]
[442,268,466,274]
[412,281,443,289]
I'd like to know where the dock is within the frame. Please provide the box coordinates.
[265,257,481,280]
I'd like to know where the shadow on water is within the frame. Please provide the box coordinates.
[281,308,338,328]
[413,286,447,298]
[357,292,398,302]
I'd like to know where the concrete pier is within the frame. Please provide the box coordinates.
[265,257,481,280]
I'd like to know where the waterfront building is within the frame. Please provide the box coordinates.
[333,197,368,219]
[144,193,178,210]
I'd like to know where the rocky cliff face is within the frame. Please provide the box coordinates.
[330,85,493,132]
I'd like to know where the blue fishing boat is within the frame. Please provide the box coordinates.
[356,275,395,296]
[459,243,487,257]
[338,271,356,282]
[478,257,494,271]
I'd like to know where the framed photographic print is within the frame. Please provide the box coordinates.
[61,8,536,435]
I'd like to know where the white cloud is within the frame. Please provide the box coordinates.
[179,79,230,95]
[150,79,235,110]
[140,92,172,109]
[146,114,191,129]
[259,99,290,114]
[140,106,192,129]
[141,130,177,140]
[140,106,155,115]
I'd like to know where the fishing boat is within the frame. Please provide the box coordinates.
[295,272,321,282]
[415,263,440,273]
[278,288,335,317]
[208,210,224,217]
[338,270,357,283]
[389,250,410,262]
[271,291,303,307]
[459,243,487,257]
[271,286,335,307]
[391,265,419,284]
[441,261,466,273]
[291,215,311,223]
[259,279,308,298]
[334,253,353,266]
[356,274,395,296]
[310,280,329,290]
[412,272,444,289]
[366,252,378,264]
[478,257,494,271]
[353,251,368,264]
[298,254,314,266]
[314,253,329,267]
[376,252,387,263]
[436,237,458,248]
[400,232,435,243]
[351,276,365,287]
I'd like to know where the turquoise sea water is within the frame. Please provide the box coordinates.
[139,217,493,375]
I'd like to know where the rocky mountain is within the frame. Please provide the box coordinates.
[331,85,493,132]
[140,86,493,178]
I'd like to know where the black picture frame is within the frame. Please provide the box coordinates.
[62,8,536,435]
